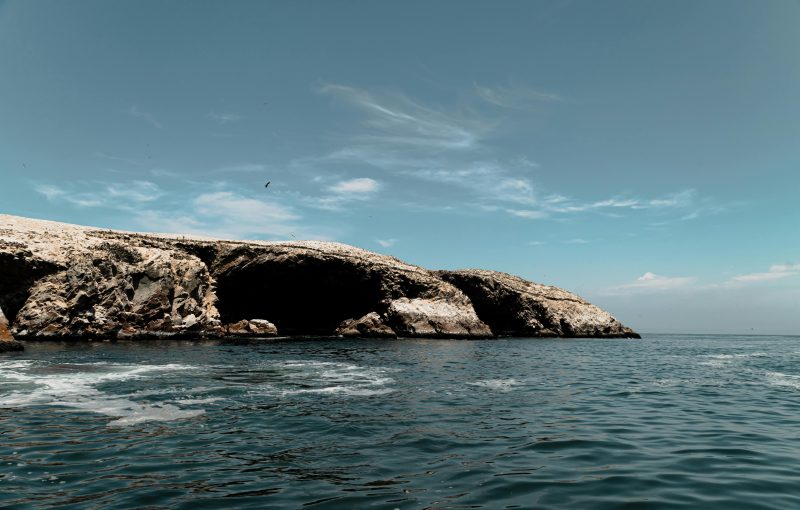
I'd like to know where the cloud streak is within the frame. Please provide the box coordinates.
[127,106,163,129]
[605,272,697,295]
[474,82,562,110]
[732,263,800,283]
[320,84,486,150]
[209,112,242,124]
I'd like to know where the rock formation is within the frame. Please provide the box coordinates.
[0,304,24,351]
[0,215,639,349]
[437,269,638,338]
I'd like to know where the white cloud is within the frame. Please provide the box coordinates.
[507,209,548,219]
[35,184,65,201]
[209,112,242,124]
[375,238,398,248]
[732,263,800,283]
[127,106,163,129]
[329,177,380,194]
[527,240,547,246]
[564,238,590,244]
[133,191,314,240]
[605,272,697,295]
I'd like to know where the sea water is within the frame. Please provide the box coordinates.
[1,335,800,509]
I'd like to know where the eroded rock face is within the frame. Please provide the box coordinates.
[12,242,221,339]
[0,305,24,351]
[0,215,639,347]
[438,269,640,338]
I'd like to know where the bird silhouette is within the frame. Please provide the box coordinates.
[264,181,271,188]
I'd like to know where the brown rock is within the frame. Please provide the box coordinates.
[247,319,278,336]
[225,319,278,337]
[0,305,13,341]
[336,312,397,338]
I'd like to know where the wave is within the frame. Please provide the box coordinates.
[257,360,397,397]
[0,360,204,426]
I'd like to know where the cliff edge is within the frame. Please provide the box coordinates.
[0,215,639,347]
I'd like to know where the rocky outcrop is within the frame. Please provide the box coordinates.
[0,304,24,351]
[437,269,640,338]
[0,215,639,348]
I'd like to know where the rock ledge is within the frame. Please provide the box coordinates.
[0,215,639,348]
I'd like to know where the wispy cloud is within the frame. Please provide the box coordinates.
[107,181,162,202]
[546,190,697,214]
[36,180,161,208]
[409,162,538,206]
[474,81,562,110]
[132,191,311,240]
[127,106,163,129]
[209,112,242,124]
[564,238,590,244]
[507,209,548,219]
[375,238,398,248]
[605,272,697,295]
[34,180,321,240]
[732,263,800,283]
[309,83,716,222]
[320,83,486,150]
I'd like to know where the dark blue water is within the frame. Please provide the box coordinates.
[2,335,800,509]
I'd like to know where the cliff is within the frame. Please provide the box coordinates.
[0,215,639,348]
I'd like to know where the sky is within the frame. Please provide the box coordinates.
[0,0,798,334]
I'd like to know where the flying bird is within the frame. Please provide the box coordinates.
[264,181,270,188]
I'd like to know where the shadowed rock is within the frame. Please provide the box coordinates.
[437,269,640,338]
[0,215,639,348]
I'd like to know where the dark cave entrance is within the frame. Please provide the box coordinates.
[215,256,386,335]
[0,253,60,325]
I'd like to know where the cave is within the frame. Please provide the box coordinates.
[215,256,386,335]
[0,252,60,325]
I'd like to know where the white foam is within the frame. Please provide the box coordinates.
[699,352,769,366]
[468,378,523,392]
[0,360,204,426]
[259,360,397,397]
[172,397,226,405]
[765,371,800,390]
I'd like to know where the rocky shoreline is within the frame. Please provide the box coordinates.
[0,215,639,350]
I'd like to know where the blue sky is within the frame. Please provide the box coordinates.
[1,0,798,334]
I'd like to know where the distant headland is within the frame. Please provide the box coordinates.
[0,214,639,351]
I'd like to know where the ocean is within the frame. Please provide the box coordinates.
[1,335,799,509]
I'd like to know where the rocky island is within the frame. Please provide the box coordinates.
[0,215,639,351]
